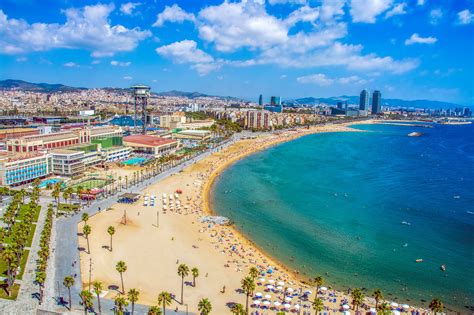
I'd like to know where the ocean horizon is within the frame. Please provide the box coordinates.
[211,123,474,313]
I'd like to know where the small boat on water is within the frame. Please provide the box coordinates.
[415,259,423,263]
[401,221,411,226]
[402,243,408,248]
[440,264,446,272]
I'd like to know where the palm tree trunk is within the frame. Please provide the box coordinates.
[110,235,113,251]
[86,237,90,254]
[97,294,101,314]
[181,276,184,304]
[120,273,124,294]
[245,293,249,314]
[68,288,72,310]
[193,276,196,287]
[162,303,166,315]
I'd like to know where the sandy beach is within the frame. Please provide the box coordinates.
[78,122,427,314]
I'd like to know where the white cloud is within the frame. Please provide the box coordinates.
[320,0,346,22]
[285,5,320,27]
[268,0,306,5]
[197,1,288,52]
[429,8,443,25]
[16,57,27,62]
[120,2,141,15]
[110,60,131,67]
[417,0,425,5]
[0,4,150,57]
[64,62,79,67]
[457,9,474,25]
[385,2,407,19]
[350,0,393,23]
[123,76,133,80]
[405,33,437,45]
[280,74,287,79]
[297,73,368,86]
[91,60,101,65]
[153,4,195,27]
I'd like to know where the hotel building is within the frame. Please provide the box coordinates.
[0,152,51,186]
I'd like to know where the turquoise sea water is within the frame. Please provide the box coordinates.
[211,123,474,312]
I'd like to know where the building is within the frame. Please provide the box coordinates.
[337,101,344,110]
[0,152,51,187]
[172,130,211,143]
[123,135,179,157]
[160,115,186,129]
[371,90,382,114]
[50,149,85,176]
[258,94,263,106]
[245,110,271,130]
[359,89,369,111]
[263,105,283,113]
[0,128,40,141]
[178,120,214,130]
[270,96,281,106]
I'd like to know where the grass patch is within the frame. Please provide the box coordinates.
[69,178,107,190]
[0,283,20,300]
[17,204,41,223]
[0,249,29,280]
[5,224,36,247]
[58,203,80,212]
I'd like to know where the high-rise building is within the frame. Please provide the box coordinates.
[359,89,369,111]
[258,94,263,106]
[270,96,281,106]
[371,90,382,114]
[337,101,344,109]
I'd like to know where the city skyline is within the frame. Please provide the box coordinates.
[1,0,473,105]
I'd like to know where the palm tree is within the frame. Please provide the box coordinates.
[52,182,61,206]
[377,302,392,315]
[63,187,73,205]
[191,267,199,287]
[128,288,140,315]
[63,276,75,310]
[429,298,444,314]
[83,224,91,254]
[312,297,324,315]
[107,226,115,251]
[241,276,255,314]
[118,176,122,191]
[231,303,245,315]
[1,246,17,296]
[198,298,212,315]
[35,271,46,304]
[373,289,383,311]
[313,276,324,296]
[82,212,89,223]
[125,176,128,189]
[350,288,364,311]
[177,264,189,304]
[248,266,259,279]
[157,291,172,315]
[116,261,127,293]
[114,295,129,315]
[93,281,103,314]
[79,289,94,315]
[147,306,162,315]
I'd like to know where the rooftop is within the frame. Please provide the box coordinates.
[123,135,177,147]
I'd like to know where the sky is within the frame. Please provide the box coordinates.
[0,0,473,105]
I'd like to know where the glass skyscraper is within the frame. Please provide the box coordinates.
[371,90,382,114]
[359,89,369,110]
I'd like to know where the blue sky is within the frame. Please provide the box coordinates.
[0,0,473,105]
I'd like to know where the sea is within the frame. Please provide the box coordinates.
[211,122,474,312]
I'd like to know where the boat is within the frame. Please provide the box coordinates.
[408,132,422,137]
[402,243,408,248]
[401,221,411,226]
[415,259,423,262]
[440,264,446,272]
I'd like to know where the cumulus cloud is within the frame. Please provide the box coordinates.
[123,76,133,80]
[405,33,437,45]
[268,0,306,5]
[429,8,443,25]
[285,5,320,27]
[385,2,407,19]
[64,62,80,67]
[297,73,368,86]
[350,0,393,23]
[320,0,346,22]
[153,4,196,27]
[457,9,474,25]
[120,2,141,15]
[110,60,131,67]
[417,0,425,5]
[0,4,150,57]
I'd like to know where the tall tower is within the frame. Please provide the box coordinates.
[258,94,263,107]
[371,90,382,114]
[359,89,369,111]
[131,85,151,134]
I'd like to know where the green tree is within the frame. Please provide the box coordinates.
[1,246,18,296]
[351,288,364,312]
[312,297,324,315]
[157,291,172,315]
[147,306,162,315]
[191,267,199,287]
[63,187,73,205]
[231,303,245,315]
[177,264,189,304]
[372,289,383,311]
[114,295,129,315]
[128,288,140,315]
[248,266,259,279]
[82,213,89,223]
[93,281,103,314]
[107,226,115,251]
[116,261,127,293]
[429,298,444,314]
[79,290,94,315]
[241,276,255,314]
[52,182,61,206]
[83,224,91,254]
[198,298,212,315]
[377,302,392,315]
[35,271,46,304]
[63,276,75,310]
[313,276,324,296]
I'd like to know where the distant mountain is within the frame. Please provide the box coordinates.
[0,79,86,92]
[155,90,210,98]
[290,95,464,109]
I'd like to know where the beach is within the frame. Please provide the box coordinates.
[78,121,429,314]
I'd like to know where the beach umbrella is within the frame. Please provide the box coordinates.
[294,304,301,310]
[343,311,351,315]
[264,294,271,300]
[274,301,281,307]
[286,287,294,293]
[263,301,271,306]
[277,281,285,286]
[304,290,312,295]
[342,304,350,310]
[391,302,399,308]
[285,297,292,302]
[392,311,401,315]
[266,285,274,290]
[370,307,377,314]
[402,304,410,310]
[258,277,265,283]
[283,303,291,309]
[320,286,328,291]
[268,279,275,284]
[255,292,262,298]
[253,300,261,305]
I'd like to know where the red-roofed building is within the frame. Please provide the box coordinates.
[123,135,179,157]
